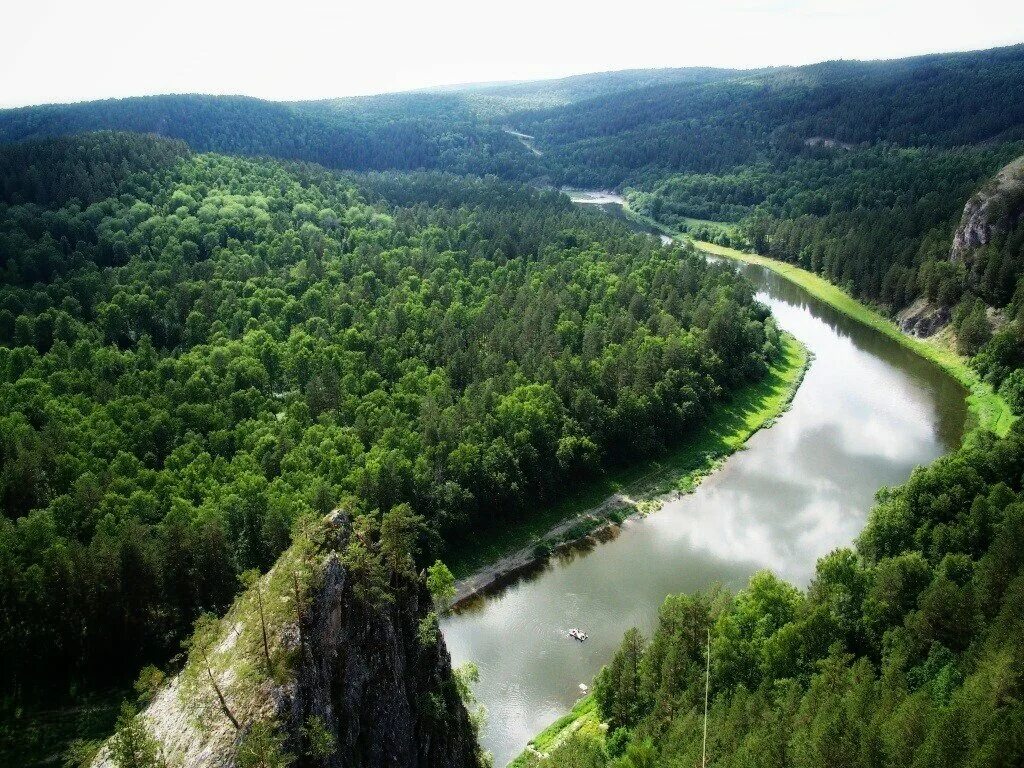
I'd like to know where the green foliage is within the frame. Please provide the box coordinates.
[953,296,993,354]
[593,627,647,730]
[132,666,165,707]
[0,139,773,705]
[667,143,1019,313]
[417,611,440,647]
[342,515,392,606]
[453,661,480,701]
[62,738,103,768]
[379,503,424,578]
[545,733,607,768]
[453,662,487,738]
[108,702,164,768]
[235,719,293,768]
[517,45,1024,184]
[300,715,335,760]
[0,94,534,179]
[426,560,456,611]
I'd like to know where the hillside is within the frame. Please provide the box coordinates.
[515,45,1024,186]
[0,93,532,178]
[5,46,1023,331]
[0,133,781,765]
[90,510,485,768]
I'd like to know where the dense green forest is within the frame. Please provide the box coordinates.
[5,45,1022,330]
[513,45,1024,187]
[528,422,1024,768]
[630,142,1022,309]
[0,133,776,708]
[0,93,534,179]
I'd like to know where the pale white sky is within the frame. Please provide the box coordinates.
[2,0,1023,108]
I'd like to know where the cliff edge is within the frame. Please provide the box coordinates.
[951,154,1024,264]
[92,512,484,768]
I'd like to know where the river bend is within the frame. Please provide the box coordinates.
[441,232,967,766]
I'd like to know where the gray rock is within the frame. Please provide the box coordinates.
[92,516,483,768]
[950,155,1024,264]
[897,299,950,338]
[286,552,482,768]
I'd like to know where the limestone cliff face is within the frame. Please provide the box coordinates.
[92,514,483,768]
[285,548,481,768]
[950,155,1024,264]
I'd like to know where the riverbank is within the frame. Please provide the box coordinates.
[564,188,1011,436]
[507,695,602,768]
[450,332,811,608]
[694,240,1014,437]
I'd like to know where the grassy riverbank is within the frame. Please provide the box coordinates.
[616,196,1011,438]
[508,696,603,768]
[447,332,810,588]
[695,240,1014,437]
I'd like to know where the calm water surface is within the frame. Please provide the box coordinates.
[441,244,968,766]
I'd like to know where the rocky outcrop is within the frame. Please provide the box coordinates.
[93,513,483,768]
[286,546,481,768]
[803,136,856,151]
[897,298,951,338]
[951,155,1024,264]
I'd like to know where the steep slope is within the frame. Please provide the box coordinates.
[899,154,1024,340]
[92,511,484,768]
[952,155,1024,262]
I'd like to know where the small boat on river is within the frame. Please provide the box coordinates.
[568,628,589,642]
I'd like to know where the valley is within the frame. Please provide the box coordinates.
[2,36,1024,768]
[442,214,969,765]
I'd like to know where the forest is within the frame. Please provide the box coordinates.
[527,421,1024,768]
[632,142,1024,311]
[0,93,535,180]
[0,133,776,711]
[512,45,1024,188]
[5,46,1022,335]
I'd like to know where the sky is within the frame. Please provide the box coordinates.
[2,0,1024,108]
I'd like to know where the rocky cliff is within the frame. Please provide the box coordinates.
[92,512,484,768]
[950,155,1024,264]
[896,298,951,338]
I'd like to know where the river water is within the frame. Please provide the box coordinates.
[439,206,968,766]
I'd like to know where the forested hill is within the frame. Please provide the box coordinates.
[408,66,748,118]
[5,48,1023,319]
[0,132,191,207]
[0,93,534,178]
[7,45,1022,186]
[0,133,778,764]
[515,44,1024,186]
[0,67,749,179]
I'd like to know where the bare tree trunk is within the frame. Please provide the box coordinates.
[255,581,271,669]
[202,649,240,730]
[293,571,305,653]
[702,628,710,768]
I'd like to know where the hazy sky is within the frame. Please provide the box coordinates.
[3,0,1023,108]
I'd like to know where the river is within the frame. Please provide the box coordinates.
[439,202,968,766]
